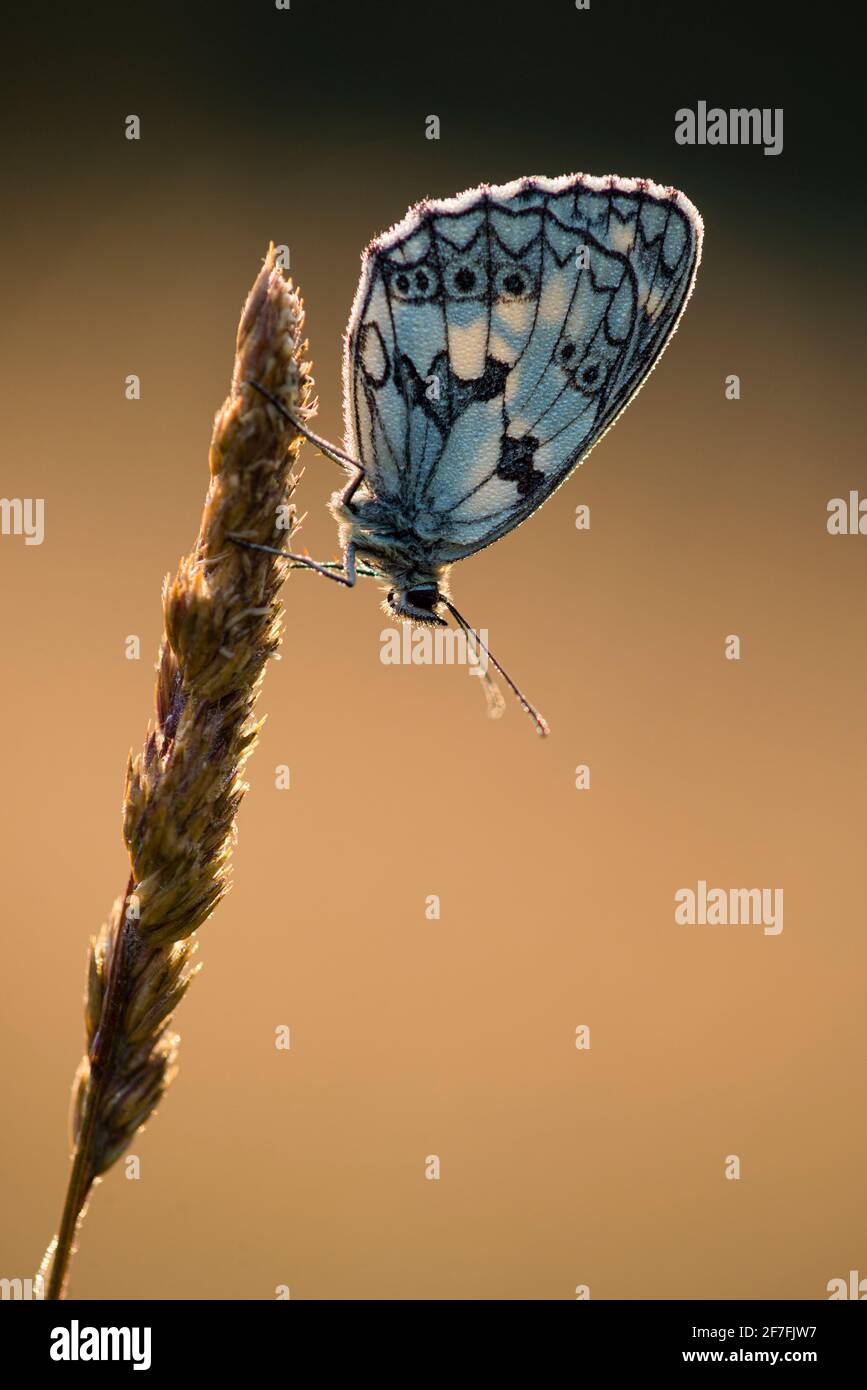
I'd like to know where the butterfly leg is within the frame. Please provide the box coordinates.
[340,466,365,508]
[226,534,361,588]
[244,378,368,511]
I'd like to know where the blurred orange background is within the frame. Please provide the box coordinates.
[1,1,863,1299]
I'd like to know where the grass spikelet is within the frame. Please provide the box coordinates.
[39,245,312,1299]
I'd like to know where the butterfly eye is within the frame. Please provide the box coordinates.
[415,267,440,297]
[446,261,486,298]
[494,265,535,299]
[568,357,609,396]
[556,336,612,394]
[390,264,438,300]
[405,586,440,611]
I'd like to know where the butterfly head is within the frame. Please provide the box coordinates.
[385,584,448,627]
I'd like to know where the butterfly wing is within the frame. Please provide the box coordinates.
[343,172,703,561]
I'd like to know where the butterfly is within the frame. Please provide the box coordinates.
[234,172,703,734]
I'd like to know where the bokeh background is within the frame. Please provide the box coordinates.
[1,1,864,1300]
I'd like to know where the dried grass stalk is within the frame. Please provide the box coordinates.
[39,245,312,1299]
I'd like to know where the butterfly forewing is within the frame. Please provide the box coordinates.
[343,173,702,561]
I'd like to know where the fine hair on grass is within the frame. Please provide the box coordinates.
[39,246,312,1299]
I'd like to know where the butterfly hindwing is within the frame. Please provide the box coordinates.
[343,172,702,560]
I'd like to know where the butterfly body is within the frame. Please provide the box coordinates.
[329,488,453,625]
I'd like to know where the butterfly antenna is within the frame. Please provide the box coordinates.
[442,599,550,738]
